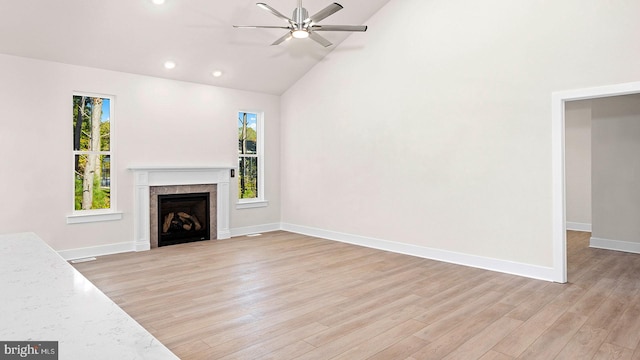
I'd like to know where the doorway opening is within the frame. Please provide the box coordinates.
[552,81,640,283]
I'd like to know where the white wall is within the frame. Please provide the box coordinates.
[280,0,640,275]
[565,100,592,230]
[0,54,280,251]
[591,94,640,250]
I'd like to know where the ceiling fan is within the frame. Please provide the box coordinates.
[233,1,368,47]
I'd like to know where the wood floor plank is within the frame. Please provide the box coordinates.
[365,335,430,360]
[413,290,508,342]
[161,314,257,349]
[547,283,588,308]
[70,230,640,360]
[492,303,567,357]
[569,277,617,317]
[498,280,549,306]
[478,350,514,360]
[316,269,430,328]
[502,282,565,322]
[587,297,629,333]
[410,302,515,359]
[441,316,523,360]
[295,304,427,360]
[199,294,347,349]
[606,297,640,350]
[554,324,608,360]
[260,341,316,360]
[412,272,508,326]
[516,311,588,359]
[329,319,427,360]
[593,342,635,360]
[305,294,425,347]
[170,340,212,360]
[215,321,327,360]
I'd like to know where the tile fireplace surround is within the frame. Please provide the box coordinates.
[130,166,232,251]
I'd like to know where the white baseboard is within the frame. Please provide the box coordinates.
[281,223,556,282]
[58,222,282,260]
[590,236,640,254]
[58,221,560,282]
[230,223,281,237]
[566,222,592,232]
[58,242,135,261]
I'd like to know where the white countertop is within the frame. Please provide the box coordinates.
[0,232,179,360]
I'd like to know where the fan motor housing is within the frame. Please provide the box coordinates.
[293,7,309,28]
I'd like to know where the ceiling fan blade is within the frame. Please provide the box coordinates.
[256,3,294,24]
[233,25,292,29]
[306,3,343,24]
[310,25,367,32]
[308,32,332,47]
[272,32,293,46]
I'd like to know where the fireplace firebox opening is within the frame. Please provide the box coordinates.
[157,192,210,247]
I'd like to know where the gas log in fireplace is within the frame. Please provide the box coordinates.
[157,192,210,247]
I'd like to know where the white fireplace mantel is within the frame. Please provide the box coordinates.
[129,166,233,251]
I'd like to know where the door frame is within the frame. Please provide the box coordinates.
[551,81,640,283]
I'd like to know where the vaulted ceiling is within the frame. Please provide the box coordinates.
[0,0,391,94]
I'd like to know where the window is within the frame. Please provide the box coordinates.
[237,111,267,208]
[68,93,121,223]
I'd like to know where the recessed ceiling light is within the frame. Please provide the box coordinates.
[151,0,165,5]
[212,70,223,78]
[164,61,176,69]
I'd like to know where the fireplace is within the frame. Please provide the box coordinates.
[130,166,232,252]
[157,192,210,247]
[149,184,217,248]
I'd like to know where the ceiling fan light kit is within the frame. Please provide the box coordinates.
[292,30,309,39]
[234,1,367,47]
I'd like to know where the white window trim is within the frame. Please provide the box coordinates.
[67,91,121,224]
[237,110,267,209]
[67,210,123,224]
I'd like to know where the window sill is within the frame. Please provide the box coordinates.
[66,211,123,224]
[236,200,269,209]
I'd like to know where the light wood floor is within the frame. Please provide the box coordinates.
[73,231,640,359]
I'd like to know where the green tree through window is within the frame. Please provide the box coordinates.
[73,94,112,210]
[238,112,259,200]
